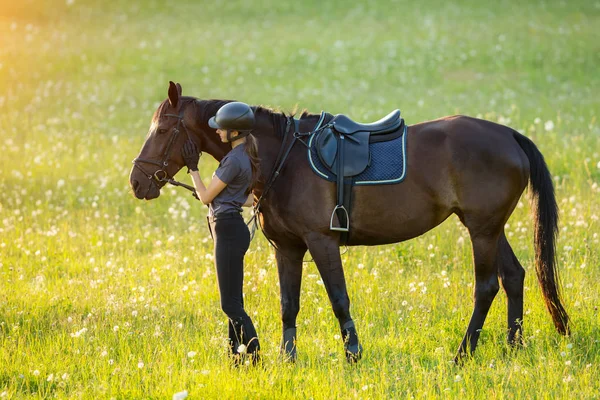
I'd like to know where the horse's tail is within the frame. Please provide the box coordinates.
[513,132,569,335]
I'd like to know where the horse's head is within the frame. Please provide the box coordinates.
[129,82,231,200]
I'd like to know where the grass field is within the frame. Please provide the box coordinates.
[1,0,600,398]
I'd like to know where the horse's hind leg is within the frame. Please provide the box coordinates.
[497,233,525,345]
[455,226,502,362]
[275,243,307,361]
[305,232,362,363]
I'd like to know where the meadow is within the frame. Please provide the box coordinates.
[1,0,599,398]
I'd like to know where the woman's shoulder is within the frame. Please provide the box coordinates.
[232,146,251,164]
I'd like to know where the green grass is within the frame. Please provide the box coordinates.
[1,0,600,398]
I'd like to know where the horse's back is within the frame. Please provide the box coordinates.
[347,115,530,245]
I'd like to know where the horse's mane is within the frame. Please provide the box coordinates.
[172,98,321,138]
[193,99,292,138]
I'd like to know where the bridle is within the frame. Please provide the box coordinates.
[132,102,198,197]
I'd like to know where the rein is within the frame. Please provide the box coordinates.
[248,114,329,257]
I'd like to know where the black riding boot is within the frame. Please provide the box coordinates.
[228,316,261,365]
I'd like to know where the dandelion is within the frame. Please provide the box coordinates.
[47,374,54,382]
[70,327,88,338]
[108,359,114,365]
[454,375,462,382]
[33,370,40,376]
[544,120,554,131]
[187,351,197,358]
[62,373,69,380]
[173,391,189,400]
[362,385,369,391]
[137,361,144,369]
[566,343,573,349]
[113,326,119,332]
[237,344,247,354]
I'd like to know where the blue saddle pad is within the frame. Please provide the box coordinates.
[307,124,407,185]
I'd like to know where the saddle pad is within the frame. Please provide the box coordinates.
[307,124,408,185]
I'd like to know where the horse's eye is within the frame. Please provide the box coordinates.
[158,128,167,134]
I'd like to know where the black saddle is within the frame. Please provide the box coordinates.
[312,110,405,236]
[316,110,404,177]
[331,109,402,135]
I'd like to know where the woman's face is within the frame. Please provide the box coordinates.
[216,128,238,143]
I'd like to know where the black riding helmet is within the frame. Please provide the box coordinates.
[208,102,255,142]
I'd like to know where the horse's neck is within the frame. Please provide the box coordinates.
[252,111,322,191]
[252,117,287,190]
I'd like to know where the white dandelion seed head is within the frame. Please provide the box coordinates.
[172,391,189,400]
[237,344,247,354]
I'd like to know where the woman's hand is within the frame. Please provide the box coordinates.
[182,140,201,172]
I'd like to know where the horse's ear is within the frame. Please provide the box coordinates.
[168,81,179,108]
[176,83,182,97]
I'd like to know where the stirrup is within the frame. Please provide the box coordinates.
[330,205,349,232]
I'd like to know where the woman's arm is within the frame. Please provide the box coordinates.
[243,193,254,207]
[189,172,227,205]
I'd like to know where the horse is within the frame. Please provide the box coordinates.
[129,82,569,363]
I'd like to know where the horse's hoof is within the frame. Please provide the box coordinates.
[280,347,297,363]
[345,343,363,364]
[281,327,297,362]
[452,352,471,366]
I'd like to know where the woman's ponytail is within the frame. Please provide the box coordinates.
[244,134,260,195]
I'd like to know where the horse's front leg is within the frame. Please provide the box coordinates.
[275,243,307,362]
[306,232,363,363]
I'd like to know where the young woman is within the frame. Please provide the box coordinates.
[181,102,261,364]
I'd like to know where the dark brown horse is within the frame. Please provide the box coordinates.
[130,82,569,363]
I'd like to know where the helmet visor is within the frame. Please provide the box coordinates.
[208,116,220,129]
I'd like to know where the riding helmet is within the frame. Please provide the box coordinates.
[208,102,255,131]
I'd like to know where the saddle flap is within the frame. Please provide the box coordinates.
[335,131,370,176]
[316,129,371,177]
[316,127,338,169]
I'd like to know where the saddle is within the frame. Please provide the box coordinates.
[312,110,405,238]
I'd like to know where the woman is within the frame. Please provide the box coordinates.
[181,102,261,364]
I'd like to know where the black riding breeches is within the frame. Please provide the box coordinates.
[209,213,260,356]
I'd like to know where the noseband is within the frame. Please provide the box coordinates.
[132,105,198,197]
